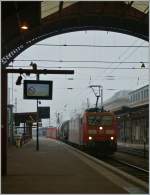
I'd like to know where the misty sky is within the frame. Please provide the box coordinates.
[8,30,149,126]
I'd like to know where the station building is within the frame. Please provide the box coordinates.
[103,85,149,145]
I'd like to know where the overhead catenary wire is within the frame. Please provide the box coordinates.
[34,43,148,48]
[13,59,149,64]
[7,66,148,70]
[54,87,119,90]
[109,41,148,74]
[91,39,148,83]
[117,38,141,60]
[74,39,148,99]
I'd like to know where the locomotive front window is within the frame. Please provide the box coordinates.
[88,115,113,126]
[101,116,113,125]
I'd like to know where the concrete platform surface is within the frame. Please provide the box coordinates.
[2,137,128,194]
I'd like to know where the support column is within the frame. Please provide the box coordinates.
[1,67,8,176]
[36,74,39,151]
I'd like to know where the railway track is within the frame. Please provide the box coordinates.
[94,154,149,183]
[117,145,149,159]
[83,146,149,183]
[64,141,149,183]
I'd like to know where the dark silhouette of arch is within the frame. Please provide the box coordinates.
[2,1,148,66]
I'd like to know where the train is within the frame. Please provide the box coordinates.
[58,108,118,155]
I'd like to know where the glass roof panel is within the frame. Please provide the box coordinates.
[41,1,76,19]
[125,1,149,13]
[41,1,59,19]
[41,1,149,19]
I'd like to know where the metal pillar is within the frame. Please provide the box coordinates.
[101,88,103,108]
[36,74,39,151]
[1,67,8,176]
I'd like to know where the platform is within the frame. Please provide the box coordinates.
[1,137,133,193]
[118,142,149,151]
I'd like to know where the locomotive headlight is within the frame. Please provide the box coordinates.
[99,126,103,130]
[110,136,114,140]
[88,136,92,140]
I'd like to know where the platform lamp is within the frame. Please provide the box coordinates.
[16,74,23,85]
[20,23,29,30]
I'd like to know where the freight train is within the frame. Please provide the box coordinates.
[58,108,118,155]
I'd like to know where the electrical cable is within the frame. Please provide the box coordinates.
[13,59,148,63]
[34,43,148,48]
[9,65,149,69]
[91,40,148,84]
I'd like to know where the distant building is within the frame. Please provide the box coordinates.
[103,90,131,111]
[103,85,149,145]
[104,85,149,111]
[128,85,149,108]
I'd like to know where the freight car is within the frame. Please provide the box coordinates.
[60,108,118,154]
[47,127,58,139]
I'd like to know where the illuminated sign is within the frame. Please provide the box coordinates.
[24,80,53,100]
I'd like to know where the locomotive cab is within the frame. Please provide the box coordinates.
[82,111,117,154]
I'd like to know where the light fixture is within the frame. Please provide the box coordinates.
[88,136,92,140]
[99,126,103,130]
[21,25,28,30]
[110,136,114,140]
[30,62,37,70]
[16,74,23,85]
[140,62,145,68]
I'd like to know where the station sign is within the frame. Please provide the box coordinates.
[38,107,50,119]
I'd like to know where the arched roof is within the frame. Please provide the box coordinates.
[2,1,149,66]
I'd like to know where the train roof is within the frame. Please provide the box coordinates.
[84,108,115,115]
[85,107,107,112]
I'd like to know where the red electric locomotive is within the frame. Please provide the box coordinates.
[64,108,118,154]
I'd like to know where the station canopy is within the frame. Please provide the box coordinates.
[14,112,40,126]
